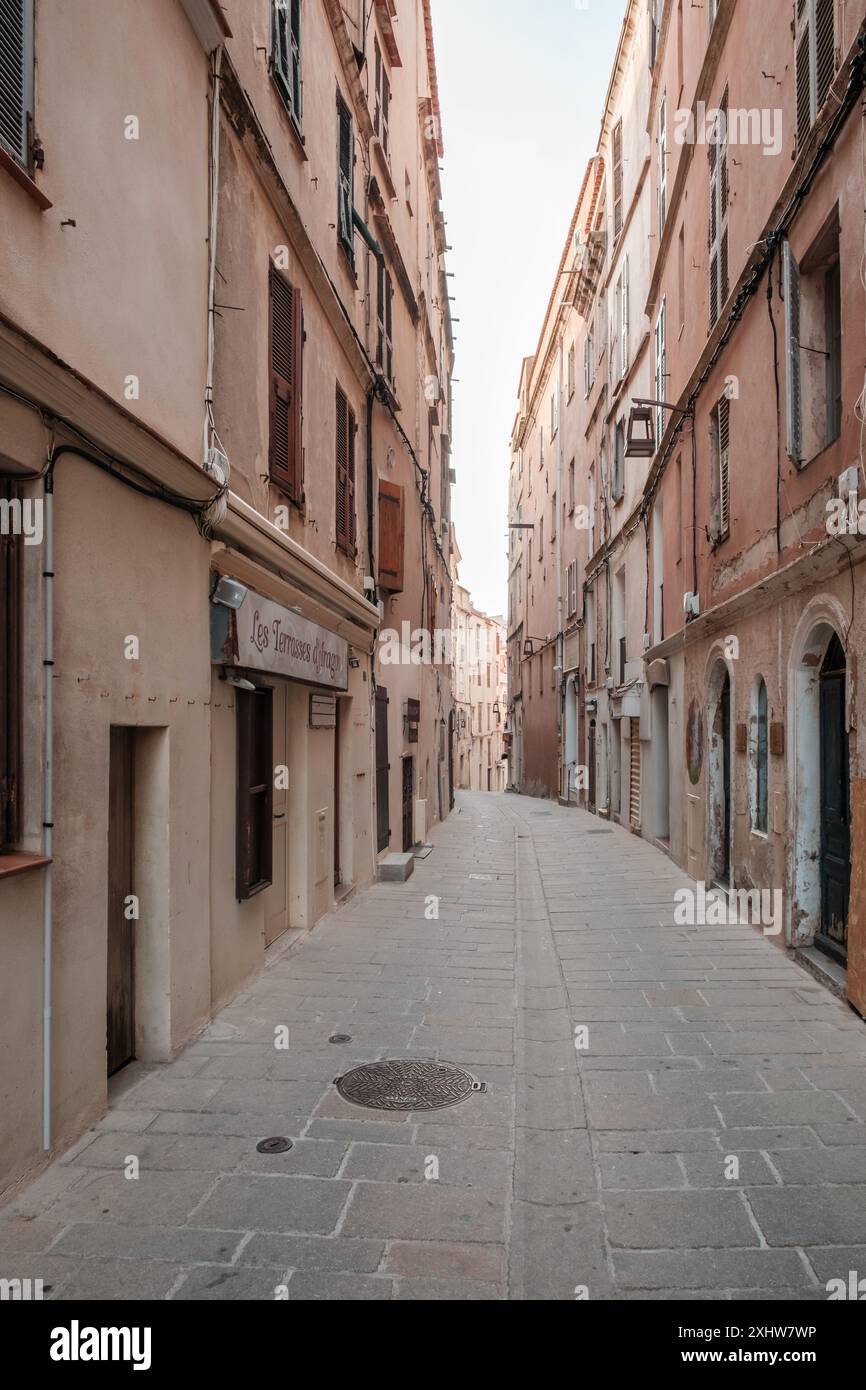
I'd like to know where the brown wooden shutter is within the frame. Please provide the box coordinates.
[347,403,357,554]
[269,268,303,502]
[335,387,356,555]
[378,480,405,592]
[236,687,274,900]
[0,480,20,848]
[629,719,642,829]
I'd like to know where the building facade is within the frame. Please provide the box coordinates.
[452,562,507,792]
[509,0,866,1018]
[0,0,453,1195]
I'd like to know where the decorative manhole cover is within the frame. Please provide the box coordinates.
[256,1137,293,1154]
[334,1059,484,1112]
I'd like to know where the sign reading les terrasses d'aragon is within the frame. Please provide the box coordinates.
[231,588,349,691]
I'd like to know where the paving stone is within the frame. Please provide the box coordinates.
[51,1223,242,1265]
[238,1235,385,1272]
[341,1183,504,1243]
[53,1258,182,1301]
[515,1129,596,1204]
[341,1143,509,1189]
[384,1240,505,1282]
[604,1190,760,1248]
[599,1152,684,1190]
[746,1186,866,1245]
[288,1272,394,1299]
[395,1276,501,1299]
[173,1265,286,1300]
[612,1248,814,1291]
[189,1176,352,1235]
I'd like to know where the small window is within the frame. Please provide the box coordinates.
[335,385,357,555]
[754,678,769,834]
[784,216,842,466]
[796,0,837,147]
[568,458,576,514]
[236,687,274,900]
[657,95,668,234]
[567,344,576,400]
[337,93,355,264]
[0,0,34,170]
[373,37,391,158]
[272,0,302,131]
[612,121,624,240]
[269,267,304,501]
[710,393,731,542]
[709,89,729,330]
[654,299,667,448]
[613,420,625,503]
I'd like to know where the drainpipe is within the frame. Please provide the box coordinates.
[41,465,54,1151]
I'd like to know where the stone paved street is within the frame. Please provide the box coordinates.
[3,791,866,1300]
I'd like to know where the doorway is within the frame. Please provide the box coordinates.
[107,727,135,1075]
[708,663,732,886]
[265,683,290,947]
[375,686,390,852]
[588,719,597,813]
[402,754,414,852]
[818,633,850,963]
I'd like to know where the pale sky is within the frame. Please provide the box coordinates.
[434,0,627,617]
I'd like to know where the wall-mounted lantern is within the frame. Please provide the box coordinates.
[625,404,655,458]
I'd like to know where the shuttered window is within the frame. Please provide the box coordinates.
[657,95,667,235]
[629,719,641,829]
[613,419,625,502]
[0,481,20,849]
[335,385,357,556]
[0,0,33,168]
[783,239,803,463]
[711,393,731,541]
[269,267,304,502]
[376,259,394,386]
[612,121,623,240]
[374,37,390,158]
[755,679,769,835]
[708,89,729,330]
[567,561,578,618]
[337,93,355,262]
[272,0,302,128]
[236,687,273,901]
[378,479,404,592]
[796,0,837,146]
[654,299,667,449]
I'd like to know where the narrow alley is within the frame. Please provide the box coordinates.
[2,791,865,1302]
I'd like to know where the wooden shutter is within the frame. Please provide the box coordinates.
[784,240,803,462]
[629,719,641,829]
[654,301,666,447]
[796,0,813,145]
[708,92,729,330]
[236,688,274,900]
[335,387,356,555]
[272,0,302,123]
[613,122,623,239]
[378,480,405,592]
[657,96,667,233]
[0,0,31,166]
[375,686,390,851]
[815,0,836,112]
[621,255,630,377]
[289,0,302,119]
[374,38,382,137]
[718,394,730,537]
[269,268,303,501]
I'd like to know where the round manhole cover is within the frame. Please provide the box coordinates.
[256,1137,293,1154]
[335,1059,483,1112]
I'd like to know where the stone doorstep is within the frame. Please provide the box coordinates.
[377,853,415,884]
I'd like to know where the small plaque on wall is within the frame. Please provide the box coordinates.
[735,723,748,754]
[770,722,785,756]
[310,694,337,728]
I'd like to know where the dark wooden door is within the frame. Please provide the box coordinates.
[375,686,390,852]
[334,700,341,887]
[588,721,596,813]
[448,711,454,810]
[107,727,135,1076]
[402,755,414,852]
[720,673,731,885]
[819,635,850,962]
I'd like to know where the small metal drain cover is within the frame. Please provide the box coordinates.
[329,1034,352,1044]
[256,1137,293,1154]
[335,1059,484,1112]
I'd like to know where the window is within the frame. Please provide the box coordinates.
[710,393,731,542]
[236,687,274,900]
[612,121,624,240]
[613,419,625,502]
[373,37,390,158]
[568,458,576,514]
[567,344,576,400]
[615,256,630,380]
[0,0,34,169]
[584,332,595,396]
[796,0,837,147]
[550,388,558,438]
[588,464,596,555]
[784,218,842,466]
[335,385,357,555]
[550,491,557,542]
[649,0,661,68]
[269,267,304,502]
[376,258,394,385]
[657,95,667,234]
[272,0,302,130]
[337,93,355,263]
[598,296,607,358]
[709,89,729,329]
[654,299,667,449]
[0,482,20,849]
[754,678,769,834]
[567,560,578,618]
[378,480,404,592]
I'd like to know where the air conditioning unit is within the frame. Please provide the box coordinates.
[684,591,700,619]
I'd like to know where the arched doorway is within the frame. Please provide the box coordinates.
[708,662,732,886]
[818,633,850,963]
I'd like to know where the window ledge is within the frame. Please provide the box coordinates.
[0,851,52,881]
[0,149,52,210]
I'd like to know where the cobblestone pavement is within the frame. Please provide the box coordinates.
[3,791,866,1300]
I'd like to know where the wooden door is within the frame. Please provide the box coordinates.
[402,755,414,852]
[588,721,596,813]
[819,635,850,962]
[334,699,341,887]
[265,684,289,947]
[376,686,390,852]
[107,727,135,1076]
[720,673,731,885]
[629,719,642,829]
